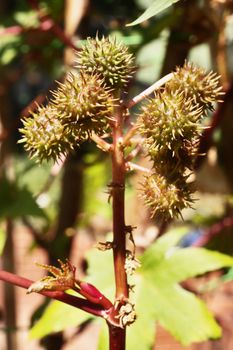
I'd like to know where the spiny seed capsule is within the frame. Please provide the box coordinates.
[76,36,136,90]
[51,72,116,139]
[138,88,204,156]
[149,138,200,174]
[166,62,224,113]
[19,105,77,163]
[140,173,194,220]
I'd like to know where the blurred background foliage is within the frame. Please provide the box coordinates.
[1,0,233,350]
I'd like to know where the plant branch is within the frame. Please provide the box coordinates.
[122,124,139,147]
[108,325,125,350]
[127,73,174,109]
[0,270,105,317]
[195,80,233,170]
[91,133,113,152]
[192,212,233,247]
[111,105,128,300]
[126,162,151,173]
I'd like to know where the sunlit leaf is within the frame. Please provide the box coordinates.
[0,225,6,255]
[127,0,181,26]
[222,266,233,281]
[29,227,233,347]
[98,320,108,350]
[0,177,46,219]
[30,299,92,338]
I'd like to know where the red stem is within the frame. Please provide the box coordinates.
[192,213,233,247]
[0,270,105,317]
[111,106,128,300]
[108,325,126,350]
[109,105,128,350]
[195,80,233,170]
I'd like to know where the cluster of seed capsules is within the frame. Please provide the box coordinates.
[20,36,136,162]
[20,37,223,220]
[138,63,223,220]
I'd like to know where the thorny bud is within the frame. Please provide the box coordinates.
[51,72,116,138]
[76,36,136,90]
[20,72,116,162]
[138,88,204,160]
[27,259,76,293]
[140,173,194,220]
[19,105,77,163]
[166,62,223,113]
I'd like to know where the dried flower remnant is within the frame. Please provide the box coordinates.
[114,300,137,328]
[27,259,76,294]
[124,250,141,275]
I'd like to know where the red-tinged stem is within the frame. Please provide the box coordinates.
[112,106,128,300]
[0,270,105,318]
[195,80,233,170]
[192,213,233,247]
[0,26,23,36]
[110,105,128,350]
[74,282,113,310]
[108,325,125,350]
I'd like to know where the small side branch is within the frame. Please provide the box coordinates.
[0,270,105,318]
[192,213,233,247]
[126,162,151,173]
[127,73,174,109]
[91,133,113,152]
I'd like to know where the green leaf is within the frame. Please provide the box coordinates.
[29,227,233,347]
[142,247,233,284]
[14,10,39,28]
[136,231,233,346]
[86,241,115,300]
[222,266,233,281]
[0,177,46,219]
[127,0,181,26]
[30,299,92,339]
[142,281,221,345]
[0,224,6,255]
[98,320,108,350]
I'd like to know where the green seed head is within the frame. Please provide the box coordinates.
[167,62,223,113]
[19,105,77,163]
[138,88,203,157]
[76,36,136,90]
[140,173,193,220]
[51,72,116,139]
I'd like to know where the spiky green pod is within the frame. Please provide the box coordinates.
[19,105,77,162]
[76,36,136,90]
[140,173,193,220]
[167,62,223,113]
[51,72,116,139]
[139,88,203,158]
